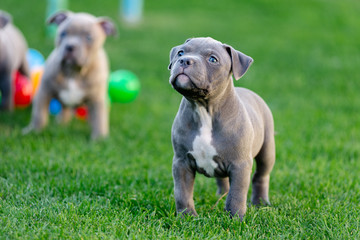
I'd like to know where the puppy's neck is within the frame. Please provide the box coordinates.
[188,78,237,116]
[61,51,99,77]
[61,63,81,77]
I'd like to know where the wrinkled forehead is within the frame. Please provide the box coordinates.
[180,38,231,66]
[59,14,100,34]
[183,38,226,54]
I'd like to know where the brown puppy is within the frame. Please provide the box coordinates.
[23,11,116,139]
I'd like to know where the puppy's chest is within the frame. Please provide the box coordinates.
[58,78,86,106]
[188,106,220,177]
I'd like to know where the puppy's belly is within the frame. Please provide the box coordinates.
[189,105,218,177]
[59,79,85,106]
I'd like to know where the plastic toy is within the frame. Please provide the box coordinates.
[27,48,45,70]
[121,0,143,24]
[108,70,140,103]
[75,106,88,120]
[30,67,44,95]
[49,98,62,115]
[13,71,33,108]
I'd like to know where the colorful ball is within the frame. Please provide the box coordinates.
[13,71,33,108]
[49,98,62,115]
[30,67,44,95]
[27,48,45,70]
[75,106,88,121]
[108,70,140,103]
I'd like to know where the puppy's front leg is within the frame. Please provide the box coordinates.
[173,158,198,216]
[88,99,108,140]
[226,161,252,219]
[22,89,52,134]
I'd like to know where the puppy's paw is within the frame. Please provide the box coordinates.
[177,208,198,218]
[251,197,271,206]
[225,209,244,221]
[22,125,34,135]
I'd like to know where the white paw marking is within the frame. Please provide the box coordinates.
[190,105,218,176]
[59,79,85,106]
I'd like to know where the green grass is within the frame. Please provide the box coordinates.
[1,0,360,238]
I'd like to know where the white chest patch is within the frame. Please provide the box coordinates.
[189,105,218,177]
[59,79,85,106]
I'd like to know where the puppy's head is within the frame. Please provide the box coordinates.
[47,11,116,68]
[168,37,253,100]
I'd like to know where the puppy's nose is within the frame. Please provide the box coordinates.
[65,44,74,52]
[179,57,194,68]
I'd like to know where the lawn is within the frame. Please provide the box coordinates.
[1,0,360,239]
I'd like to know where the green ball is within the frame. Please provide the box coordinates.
[108,70,140,103]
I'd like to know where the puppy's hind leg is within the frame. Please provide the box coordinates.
[251,136,275,206]
[216,177,229,195]
[57,106,73,125]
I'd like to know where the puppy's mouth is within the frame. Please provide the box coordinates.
[172,73,191,87]
[61,52,86,70]
[62,54,78,65]
[60,46,86,67]
[171,73,209,98]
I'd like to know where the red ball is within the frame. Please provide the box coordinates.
[13,71,33,108]
[75,106,88,121]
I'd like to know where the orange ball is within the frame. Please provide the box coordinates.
[30,67,43,95]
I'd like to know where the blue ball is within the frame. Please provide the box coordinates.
[27,49,45,70]
[49,99,62,115]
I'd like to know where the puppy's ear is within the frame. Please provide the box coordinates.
[0,11,11,29]
[184,38,192,43]
[168,46,179,70]
[98,17,117,37]
[224,44,253,80]
[47,11,71,25]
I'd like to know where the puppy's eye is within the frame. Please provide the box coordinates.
[209,56,218,63]
[60,31,67,38]
[177,50,184,57]
[86,34,93,42]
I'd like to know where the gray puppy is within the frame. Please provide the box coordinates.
[169,37,275,219]
[0,10,30,111]
[23,11,116,140]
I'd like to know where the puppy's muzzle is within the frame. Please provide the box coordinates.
[179,57,194,68]
[171,56,196,88]
[65,44,75,53]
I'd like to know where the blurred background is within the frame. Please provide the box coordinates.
[2,0,359,115]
